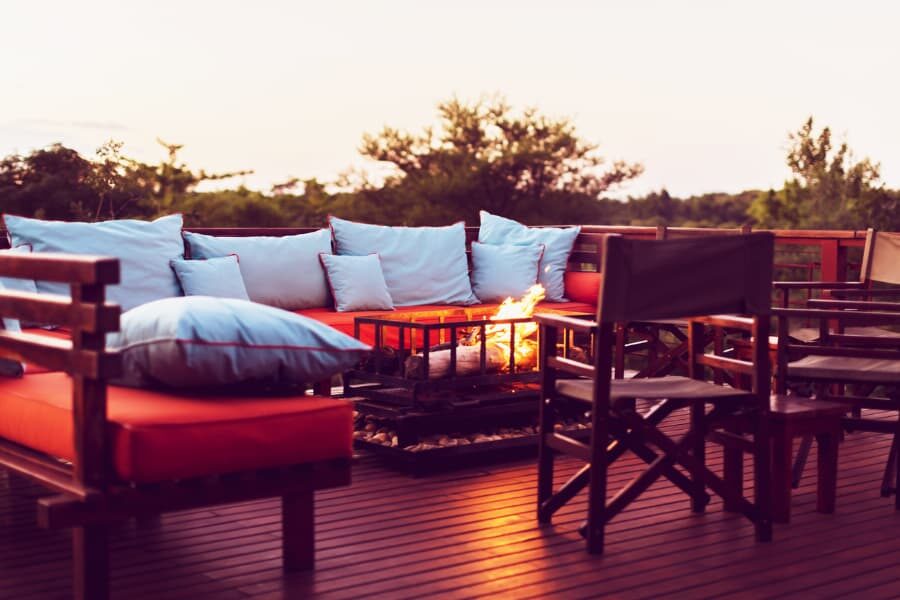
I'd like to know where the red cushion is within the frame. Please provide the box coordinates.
[0,372,352,483]
[564,271,602,305]
[298,305,476,347]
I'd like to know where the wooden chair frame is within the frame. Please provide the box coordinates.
[0,252,351,600]
[537,313,773,553]
[774,306,900,506]
[775,228,900,308]
[536,233,775,554]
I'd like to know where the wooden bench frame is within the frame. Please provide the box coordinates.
[0,252,351,600]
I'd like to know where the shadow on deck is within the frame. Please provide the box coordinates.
[2,408,898,599]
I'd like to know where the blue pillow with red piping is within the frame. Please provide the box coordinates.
[109,296,371,389]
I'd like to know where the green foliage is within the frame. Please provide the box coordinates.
[748,117,893,230]
[356,97,644,225]
[0,144,107,220]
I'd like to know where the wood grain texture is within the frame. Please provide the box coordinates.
[3,406,897,599]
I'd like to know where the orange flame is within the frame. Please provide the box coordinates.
[472,284,545,371]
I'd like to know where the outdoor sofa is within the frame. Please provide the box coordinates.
[0,212,601,599]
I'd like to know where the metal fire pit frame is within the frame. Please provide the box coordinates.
[345,313,543,403]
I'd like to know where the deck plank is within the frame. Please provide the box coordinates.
[1,408,898,599]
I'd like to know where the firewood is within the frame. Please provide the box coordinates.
[404,344,507,379]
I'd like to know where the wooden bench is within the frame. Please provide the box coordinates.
[0,252,352,600]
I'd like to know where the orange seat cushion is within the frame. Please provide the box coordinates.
[0,372,352,483]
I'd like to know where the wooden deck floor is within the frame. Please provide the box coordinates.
[2,408,899,599]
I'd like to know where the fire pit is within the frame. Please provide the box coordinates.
[344,286,594,471]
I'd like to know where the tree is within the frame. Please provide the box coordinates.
[748,117,886,229]
[0,141,254,223]
[0,144,102,220]
[149,138,253,214]
[355,96,643,225]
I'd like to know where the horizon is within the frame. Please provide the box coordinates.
[3,0,899,199]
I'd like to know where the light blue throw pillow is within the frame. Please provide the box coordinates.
[183,229,333,309]
[471,242,544,302]
[109,296,372,388]
[319,253,394,312]
[329,217,477,307]
[478,210,581,302]
[171,255,250,300]
[4,214,185,311]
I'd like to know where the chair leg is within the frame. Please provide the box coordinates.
[690,403,706,513]
[753,413,773,542]
[881,427,898,499]
[792,435,813,489]
[772,427,793,524]
[585,416,608,554]
[722,422,744,513]
[282,487,314,571]
[537,397,556,523]
[73,524,109,600]
[896,430,900,511]
[815,431,839,514]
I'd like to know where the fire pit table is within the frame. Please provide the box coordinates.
[345,307,593,473]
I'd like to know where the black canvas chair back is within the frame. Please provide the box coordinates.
[597,233,775,323]
[867,232,900,285]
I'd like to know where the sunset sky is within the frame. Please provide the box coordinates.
[3,0,898,198]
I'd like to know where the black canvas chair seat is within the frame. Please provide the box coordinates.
[788,355,900,384]
[557,376,753,405]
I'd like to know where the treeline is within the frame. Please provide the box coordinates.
[1,99,897,231]
[0,144,761,229]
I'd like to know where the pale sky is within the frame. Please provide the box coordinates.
[2,0,899,198]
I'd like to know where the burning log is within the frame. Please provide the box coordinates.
[404,343,508,379]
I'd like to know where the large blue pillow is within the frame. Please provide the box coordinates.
[183,229,333,309]
[4,214,184,311]
[478,211,580,302]
[329,217,477,306]
[109,296,371,388]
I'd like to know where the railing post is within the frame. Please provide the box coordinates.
[819,239,840,289]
